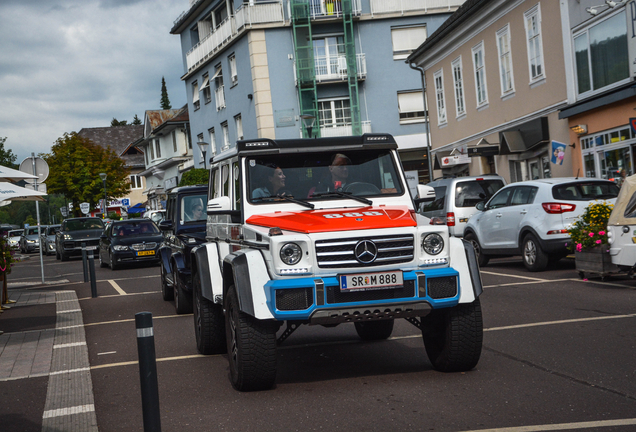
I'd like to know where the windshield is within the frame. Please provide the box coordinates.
[112,221,160,236]
[65,219,104,231]
[552,181,619,201]
[181,194,207,222]
[247,149,404,204]
[8,230,23,237]
[25,227,40,235]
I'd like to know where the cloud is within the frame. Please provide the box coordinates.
[0,0,187,163]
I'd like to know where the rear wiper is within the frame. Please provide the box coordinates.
[257,194,314,209]
[310,190,373,206]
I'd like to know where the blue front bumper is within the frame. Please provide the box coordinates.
[264,268,461,321]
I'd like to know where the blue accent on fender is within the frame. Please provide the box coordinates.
[263,268,461,320]
[193,245,213,301]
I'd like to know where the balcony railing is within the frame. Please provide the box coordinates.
[186,1,285,73]
[315,53,366,82]
[307,0,361,19]
[315,121,372,137]
[370,0,464,16]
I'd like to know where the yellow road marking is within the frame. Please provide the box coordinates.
[108,280,127,295]
[458,418,636,431]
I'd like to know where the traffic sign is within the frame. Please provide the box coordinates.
[122,198,130,206]
[80,202,90,215]
[19,156,49,184]
[60,207,68,217]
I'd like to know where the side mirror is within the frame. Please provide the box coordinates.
[476,201,486,211]
[207,196,232,212]
[158,220,174,231]
[417,184,436,201]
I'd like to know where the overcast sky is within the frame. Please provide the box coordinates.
[0,0,188,165]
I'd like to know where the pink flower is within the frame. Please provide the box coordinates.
[599,231,606,236]
[596,240,602,244]
[589,232,595,237]
[576,243,583,252]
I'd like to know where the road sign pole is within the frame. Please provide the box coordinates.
[32,153,45,285]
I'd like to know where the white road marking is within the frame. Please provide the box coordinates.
[480,270,548,281]
[84,314,190,327]
[485,278,574,288]
[42,404,95,419]
[458,417,636,431]
[54,342,87,349]
[49,367,90,375]
[108,280,127,295]
[97,351,117,356]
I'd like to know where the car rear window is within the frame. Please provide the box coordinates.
[419,186,447,214]
[552,181,619,201]
[455,180,505,208]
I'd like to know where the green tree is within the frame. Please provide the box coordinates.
[132,114,142,125]
[44,132,131,217]
[24,215,37,227]
[111,118,128,127]
[0,137,18,168]
[178,168,208,187]
[160,76,172,109]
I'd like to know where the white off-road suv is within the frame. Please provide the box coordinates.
[190,134,484,391]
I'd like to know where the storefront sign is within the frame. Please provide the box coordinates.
[441,154,470,166]
[630,117,636,135]
[551,141,567,166]
[467,145,499,157]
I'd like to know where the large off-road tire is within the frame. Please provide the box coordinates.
[354,319,394,340]
[522,234,548,272]
[193,270,226,355]
[464,232,489,267]
[174,275,193,314]
[160,263,174,301]
[225,285,277,391]
[422,298,483,372]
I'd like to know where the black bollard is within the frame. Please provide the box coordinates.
[135,312,162,432]
[88,251,97,298]
[81,242,88,282]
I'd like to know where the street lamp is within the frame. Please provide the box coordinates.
[196,141,209,169]
[300,114,316,138]
[99,173,107,218]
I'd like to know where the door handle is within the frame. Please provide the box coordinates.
[496,213,502,218]
[520,210,527,215]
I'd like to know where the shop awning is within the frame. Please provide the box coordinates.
[127,203,146,214]
[499,117,550,155]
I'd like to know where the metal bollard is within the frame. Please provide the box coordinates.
[81,242,88,283]
[135,312,162,432]
[87,250,97,298]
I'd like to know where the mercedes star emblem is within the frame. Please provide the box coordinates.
[355,240,378,264]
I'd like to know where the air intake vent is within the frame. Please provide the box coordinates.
[276,288,314,311]
[427,277,457,299]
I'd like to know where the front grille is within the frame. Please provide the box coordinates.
[326,279,415,304]
[427,277,457,299]
[66,239,99,248]
[132,242,157,251]
[316,234,414,268]
[276,288,314,311]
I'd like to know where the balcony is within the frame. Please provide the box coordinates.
[305,0,361,19]
[315,53,366,82]
[370,0,464,16]
[186,1,285,74]
[316,121,372,137]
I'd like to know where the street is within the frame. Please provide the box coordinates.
[1,252,635,431]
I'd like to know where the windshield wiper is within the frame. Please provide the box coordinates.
[310,191,373,206]
[257,194,314,209]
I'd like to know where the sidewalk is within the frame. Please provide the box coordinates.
[0,287,98,431]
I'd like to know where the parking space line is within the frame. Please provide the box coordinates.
[480,271,549,282]
[458,417,636,431]
[91,353,207,370]
[108,280,127,295]
[84,314,190,327]
[485,278,575,288]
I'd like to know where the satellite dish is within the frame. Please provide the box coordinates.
[19,156,49,184]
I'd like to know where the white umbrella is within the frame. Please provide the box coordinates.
[0,165,38,183]
[0,182,46,202]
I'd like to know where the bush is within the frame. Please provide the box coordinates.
[179,168,208,187]
[567,202,613,252]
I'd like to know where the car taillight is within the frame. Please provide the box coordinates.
[542,203,576,214]
[446,212,456,226]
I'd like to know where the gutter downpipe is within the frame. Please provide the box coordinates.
[409,61,433,182]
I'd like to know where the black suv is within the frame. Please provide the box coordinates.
[158,185,208,313]
[55,217,105,261]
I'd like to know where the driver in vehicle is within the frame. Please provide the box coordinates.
[328,153,351,191]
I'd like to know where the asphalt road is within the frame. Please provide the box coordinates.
[2,251,636,432]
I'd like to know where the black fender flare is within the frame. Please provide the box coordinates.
[192,245,213,301]
[462,239,483,298]
[223,252,255,317]
[159,246,172,274]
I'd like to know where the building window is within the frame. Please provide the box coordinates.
[313,36,346,79]
[496,24,514,95]
[391,25,427,60]
[129,175,143,190]
[192,80,200,110]
[201,73,211,104]
[221,121,230,150]
[208,127,216,156]
[172,131,177,153]
[197,133,204,161]
[318,99,351,128]
[451,57,465,117]
[229,54,238,86]
[472,42,488,107]
[144,150,149,165]
[149,141,155,160]
[524,4,545,82]
[155,139,161,159]
[213,65,225,110]
[234,114,243,140]
[397,91,426,124]
[574,10,629,95]
[433,69,446,125]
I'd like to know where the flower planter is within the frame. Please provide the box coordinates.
[575,246,618,280]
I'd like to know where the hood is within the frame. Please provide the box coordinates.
[115,234,163,246]
[246,206,416,234]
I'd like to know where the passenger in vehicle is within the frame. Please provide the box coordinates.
[252,164,287,199]
[186,198,205,221]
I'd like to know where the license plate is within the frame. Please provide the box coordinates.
[136,250,155,256]
[85,246,97,250]
[340,270,403,292]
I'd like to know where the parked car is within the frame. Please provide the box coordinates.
[98,219,162,270]
[55,217,105,261]
[7,229,23,250]
[158,185,208,314]
[418,175,506,237]
[20,225,45,253]
[608,174,636,272]
[41,224,61,256]
[464,177,619,271]
[142,210,166,224]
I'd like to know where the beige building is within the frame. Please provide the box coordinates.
[408,0,573,182]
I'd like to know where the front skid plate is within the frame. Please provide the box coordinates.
[309,301,431,325]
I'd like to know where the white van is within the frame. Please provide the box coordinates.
[418,175,506,237]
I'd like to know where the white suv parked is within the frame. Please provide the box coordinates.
[464,178,619,271]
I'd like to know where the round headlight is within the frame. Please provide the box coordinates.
[422,233,444,255]
[280,243,302,265]
[623,226,630,234]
